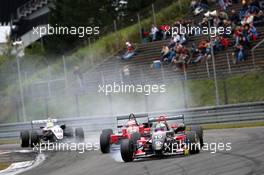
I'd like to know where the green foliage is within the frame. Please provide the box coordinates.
[25,42,45,55]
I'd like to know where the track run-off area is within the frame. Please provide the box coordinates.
[0,127,263,175]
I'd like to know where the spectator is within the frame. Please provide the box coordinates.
[122,41,136,60]
[160,45,170,62]
[219,35,230,49]
[232,44,246,63]
[230,10,240,25]
[150,24,159,41]
[141,28,149,43]
[248,23,258,41]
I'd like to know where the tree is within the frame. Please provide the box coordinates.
[46,0,157,54]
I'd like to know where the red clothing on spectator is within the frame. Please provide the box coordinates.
[220,37,229,49]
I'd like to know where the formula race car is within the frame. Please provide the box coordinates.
[100,113,151,153]
[120,115,204,162]
[20,118,85,147]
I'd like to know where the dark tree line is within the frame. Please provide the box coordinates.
[45,0,155,54]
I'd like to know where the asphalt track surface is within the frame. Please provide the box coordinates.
[2,127,264,175]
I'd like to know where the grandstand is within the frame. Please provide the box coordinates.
[0,0,51,48]
[83,1,264,88]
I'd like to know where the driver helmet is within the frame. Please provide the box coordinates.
[155,122,166,132]
[126,120,136,127]
[46,117,54,128]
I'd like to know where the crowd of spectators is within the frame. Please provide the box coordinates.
[146,0,264,70]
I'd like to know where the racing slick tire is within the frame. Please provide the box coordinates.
[100,129,113,153]
[190,125,204,147]
[186,131,200,154]
[20,130,30,147]
[64,127,74,138]
[120,139,135,162]
[75,128,85,142]
[131,132,141,144]
[30,131,40,148]
[102,129,113,134]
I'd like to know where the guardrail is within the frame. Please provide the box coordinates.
[0,102,264,139]
[251,38,264,68]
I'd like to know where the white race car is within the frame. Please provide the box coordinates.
[20,118,84,147]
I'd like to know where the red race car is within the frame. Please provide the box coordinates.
[120,115,204,162]
[100,113,151,153]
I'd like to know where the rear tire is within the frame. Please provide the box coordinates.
[120,139,135,162]
[64,127,74,138]
[102,129,113,134]
[30,131,39,148]
[100,129,113,153]
[20,130,29,148]
[75,128,84,142]
[190,125,204,147]
[186,131,200,154]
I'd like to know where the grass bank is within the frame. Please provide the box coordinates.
[0,163,10,171]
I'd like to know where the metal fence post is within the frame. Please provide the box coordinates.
[44,96,49,117]
[226,53,232,73]
[251,38,264,69]
[178,0,182,12]
[47,65,51,97]
[223,75,229,105]
[181,79,188,108]
[144,95,149,112]
[152,4,157,26]
[114,20,119,49]
[100,71,105,85]
[183,64,187,81]
[75,94,80,117]
[108,94,113,115]
[16,56,26,121]
[251,50,256,69]
[205,60,210,78]
[208,19,220,106]
[62,55,68,92]
[140,68,145,83]
[137,13,142,41]
[161,65,165,83]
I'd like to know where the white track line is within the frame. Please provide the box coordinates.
[0,153,46,175]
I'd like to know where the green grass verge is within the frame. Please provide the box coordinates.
[0,163,11,170]
[0,139,18,145]
[201,121,264,130]
[183,71,264,107]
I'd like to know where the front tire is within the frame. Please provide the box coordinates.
[120,139,135,162]
[131,132,140,144]
[186,131,200,154]
[20,130,29,147]
[30,131,39,148]
[190,125,204,147]
[75,128,84,142]
[100,129,113,153]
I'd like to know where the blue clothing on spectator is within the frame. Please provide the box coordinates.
[168,51,176,62]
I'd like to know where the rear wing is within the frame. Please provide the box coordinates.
[116,113,148,121]
[31,119,58,125]
[116,113,148,128]
[31,119,58,129]
[148,114,185,124]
